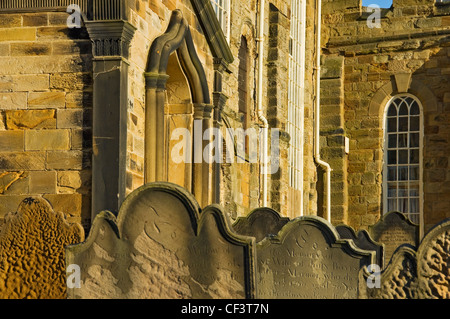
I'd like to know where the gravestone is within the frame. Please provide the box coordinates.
[232,207,289,242]
[368,212,419,265]
[360,218,450,299]
[0,197,84,299]
[66,182,256,299]
[256,216,375,299]
[416,218,450,299]
[336,224,384,268]
[360,245,418,299]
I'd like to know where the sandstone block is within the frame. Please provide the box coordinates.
[50,73,92,91]
[5,109,56,130]
[29,170,57,193]
[0,28,36,41]
[46,150,83,170]
[0,43,10,56]
[25,129,70,151]
[12,74,49,91]
[22,14,49,27]
[0,131,24,151]
[0,171,26,195]
[28,92,65,108]
[0,152,46,170]
[57,109,83,129]
[10,42,51,56]
[0,92,27,110]
[43,194,82,217]
[0,14,22,28]
[0,56,90,75]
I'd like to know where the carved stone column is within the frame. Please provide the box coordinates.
[86,21,136,218]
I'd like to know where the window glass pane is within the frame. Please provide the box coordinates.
[388,118,397,132]
[398,134,407,148]
[387,198,396,212]
[398,197,408,213]
[399,117,408,131]
[388,183,397,197]
[388,134,397,148]
[409,183,419,196]
[388,166,397,181]
[398,150,408,164]
[410,198,419,214]
[410,133,419,147]
[405,97,414,105]
[388,150,397,164]
[387,104,397,116]
[410,149,419,164]
[409,213,420,224]
[410,165,419,180]
[398,166,408,180]
[399,103,408,115]
[410,102,420,115]
[410,116,419,131]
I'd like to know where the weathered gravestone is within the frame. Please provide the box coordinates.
[232,207,290,242]
[336,224,385,268]
[0,197,84,299]
[416,218,450,299]
[360,217,450,299]
[360,245,417,299]
[66,182,256,299]
[368,212,419,266]
[256,216,376,299]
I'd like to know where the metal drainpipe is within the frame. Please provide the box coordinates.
[314,0,332,222]
[257,0,268,207]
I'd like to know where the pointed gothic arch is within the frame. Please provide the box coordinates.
[144,10,214,207]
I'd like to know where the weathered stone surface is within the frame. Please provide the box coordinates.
[336,224,385,268]
[256,216,375,299]
[0,197,84,298]
[5,109,56,129]
[0,130,24,151]
[416,218,450,299]
[66,182,256,299]
[25,129,70,151]
[28,92,65,108]
[232,207,290,242]
[368,212,419,264]
[360,245,418,299]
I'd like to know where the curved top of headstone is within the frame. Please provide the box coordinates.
[370,211,420,230]
[232,207,290,242]
[416,217,450,299]
[66,182,256,299]
[336,224,385,268]
[259,215,376,263]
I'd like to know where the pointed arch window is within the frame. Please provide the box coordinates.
[383,94,423,224]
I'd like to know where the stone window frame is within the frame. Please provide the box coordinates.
[382,93,424,226]
[370,74,437,235]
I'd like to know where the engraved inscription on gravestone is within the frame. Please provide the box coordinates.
[256,216,375,299]
[368,212,419,266]
[232,207,290,242]
[66,182,256,299]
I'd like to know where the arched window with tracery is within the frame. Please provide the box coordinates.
[383,94,423,224]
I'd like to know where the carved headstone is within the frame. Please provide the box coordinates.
[0,197,84,299]
[336,224,385,268]
[66,182,256,299]
[416,218,450,299]
[256,216,375,299]
[360,245,418,299]
[232,208,290,242]
[368,212,419,265]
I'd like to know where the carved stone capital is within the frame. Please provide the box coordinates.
[85,20,136,58]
